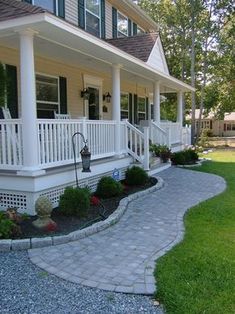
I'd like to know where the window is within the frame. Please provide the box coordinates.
[117,12,128,37]
[138,97,146,122]
[121,93,129,120]
[137,26,145,35]
[36,74,59,118]
[33,0,56,14]
[85,0,101,37]
[227,123,231,131]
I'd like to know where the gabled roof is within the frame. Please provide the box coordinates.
[106,33,158,62]
[0,0,46,22]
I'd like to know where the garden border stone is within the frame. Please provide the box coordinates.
[0,177,164,252]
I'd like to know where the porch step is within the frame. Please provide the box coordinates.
[171,142,184,152]
[148,161,171,176]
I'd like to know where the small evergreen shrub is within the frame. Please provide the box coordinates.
[125,166,148,186]
[59,187,90,216]
[96,176,123,198]
[171,148,199,165]
[0,212,16,239]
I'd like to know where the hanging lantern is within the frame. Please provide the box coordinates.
[80,144,91,172]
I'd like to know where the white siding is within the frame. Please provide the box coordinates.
[105,1,113,39]
[147,38,169,74]
[65,0,78,26]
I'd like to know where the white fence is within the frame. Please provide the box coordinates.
[0,119,23,169]
[37,119,117,168]
[160,122,182,145]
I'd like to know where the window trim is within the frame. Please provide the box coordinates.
[36,72,60,114]
[85,0,101,38]
[117,11,129,37]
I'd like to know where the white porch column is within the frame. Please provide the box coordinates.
[112,64,121,156]
[153,81,160,124]
[177,90,183,126]
[18,30,42,174]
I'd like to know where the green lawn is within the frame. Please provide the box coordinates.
[155,149,235,314]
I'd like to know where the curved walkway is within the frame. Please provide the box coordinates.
[29,168,226,295]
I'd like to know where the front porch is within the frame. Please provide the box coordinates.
[0,10,192,213]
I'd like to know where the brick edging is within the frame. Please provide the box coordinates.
[0,177,164,252]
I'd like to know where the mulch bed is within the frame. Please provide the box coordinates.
[14,177,157,239]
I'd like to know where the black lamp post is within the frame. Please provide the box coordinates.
[72,132,91,188]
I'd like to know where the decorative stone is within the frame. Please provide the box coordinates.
[33,196,55,229]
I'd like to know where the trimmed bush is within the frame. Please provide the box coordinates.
[0,211,16,239]
[96,176,123,199]
[59,187,90,216]
[171,148,199,165]
[125,166,149,186]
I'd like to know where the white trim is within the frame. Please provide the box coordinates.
[120,92,129,120]
[147,37,169,74]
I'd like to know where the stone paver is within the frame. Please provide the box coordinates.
[28,168,226,295]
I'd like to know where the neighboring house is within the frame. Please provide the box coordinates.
[189,109,235,137]
[0,0,193,214]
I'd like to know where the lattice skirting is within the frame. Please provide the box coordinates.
[0,167,127,215]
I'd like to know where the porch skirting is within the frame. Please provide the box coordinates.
[0,156,132,215]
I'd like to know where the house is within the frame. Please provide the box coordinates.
[0,0,193,214]
[189,109,235,137]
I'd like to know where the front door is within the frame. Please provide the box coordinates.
[88,87,99,120]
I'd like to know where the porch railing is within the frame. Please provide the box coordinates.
[37,119,117,168]
[150,121,168,145]
[182,125,191,146]
[0,119,23,169]
[160,122,181,145]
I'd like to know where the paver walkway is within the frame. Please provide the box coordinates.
[29,168,226,295]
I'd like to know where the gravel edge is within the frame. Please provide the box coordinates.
[0,177,164,252]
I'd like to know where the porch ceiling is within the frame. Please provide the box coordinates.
[0,13,194,93]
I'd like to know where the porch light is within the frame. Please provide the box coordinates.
[81,88,90,100]
[103,92,112,103]
[72,132,91,188]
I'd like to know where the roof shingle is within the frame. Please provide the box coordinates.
[106,32,158,62]
[0,0,46,22]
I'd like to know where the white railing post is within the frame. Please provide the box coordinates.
[153,81,161,125]
[177,90,183,127]
[81,117,87,140]
[143,127,150,170]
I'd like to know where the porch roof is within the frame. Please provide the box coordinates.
[0,8,195,93]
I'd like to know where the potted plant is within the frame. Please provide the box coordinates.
[159,145,171,163]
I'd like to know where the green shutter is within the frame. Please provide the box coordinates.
[128,93,133,123]
[146,97,149,120]
[58,0,65,18]
[78,0,85,29]
[133,23,137,35]
[128,19,132,36]
[6,65,18,118]
[134,94,138,125]
[101,0,106,39]
[59,77,67,114]
[112,7,117,38]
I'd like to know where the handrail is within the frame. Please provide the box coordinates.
[151,121,167,135]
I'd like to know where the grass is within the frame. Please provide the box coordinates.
[155,149,235,314]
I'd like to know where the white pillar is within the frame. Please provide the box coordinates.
[18,30,41,174]
[177,90,183,126]
[112,64,121,156]
[153,81,160,124]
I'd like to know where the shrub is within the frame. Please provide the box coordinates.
[171,148,199,165]
[59,187,90,216]
[0,211,16,239]
[125,166,148,186]
[96,176,123,198]
[150,144,171,162]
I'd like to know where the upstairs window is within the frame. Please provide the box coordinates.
[117,12,128,37]
[34,0,54,12]
[137,26,145,34]
[32,0,65,18]
[85,0,101,37]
